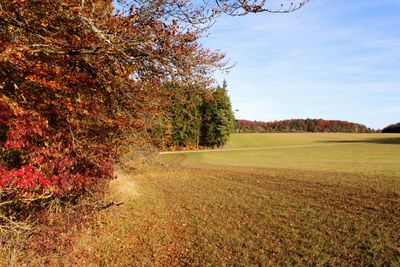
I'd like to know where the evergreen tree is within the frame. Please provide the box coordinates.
[201,81,235,148]
[155,81,235,149]
[171,92,203,147]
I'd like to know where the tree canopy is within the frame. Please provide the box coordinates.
[0,0,308,207]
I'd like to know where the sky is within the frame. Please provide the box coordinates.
[201,0,400,129]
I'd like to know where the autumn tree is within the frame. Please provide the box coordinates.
[0,0,224,207]
[0,0,309,215]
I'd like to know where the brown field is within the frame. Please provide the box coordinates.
[1,133,400,266]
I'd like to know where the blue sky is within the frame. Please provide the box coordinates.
[201,0,400,129]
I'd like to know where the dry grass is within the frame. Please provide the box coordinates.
[62,165,400,266]
[1,133,400,265]
[0,189,109,266]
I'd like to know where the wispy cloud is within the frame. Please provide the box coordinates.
[202,0,400,129]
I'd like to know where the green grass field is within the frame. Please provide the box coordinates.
[6,133,399,266]
[166,133,400,174]
[164,133,400,193]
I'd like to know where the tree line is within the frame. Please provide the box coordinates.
[382,122,400,133]
[236,119,373,133]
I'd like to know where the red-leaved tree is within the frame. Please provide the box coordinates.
[0,0,308,207]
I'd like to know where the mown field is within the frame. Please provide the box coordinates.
[166,133,400,192]
[3,133,400,266]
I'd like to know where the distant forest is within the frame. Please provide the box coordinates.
[382,122,400,133]
[236,119,373,133]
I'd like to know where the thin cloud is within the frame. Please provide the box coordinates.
[202,0,400,129]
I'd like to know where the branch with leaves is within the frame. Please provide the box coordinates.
[0,0,308,218]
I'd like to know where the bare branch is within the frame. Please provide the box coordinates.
[78,14,112,45]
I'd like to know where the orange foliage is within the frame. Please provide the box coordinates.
[0,0,226,199]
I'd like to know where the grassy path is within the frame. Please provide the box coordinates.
[160,142,357,155]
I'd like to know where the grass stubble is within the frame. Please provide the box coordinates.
[1,133,400,266]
